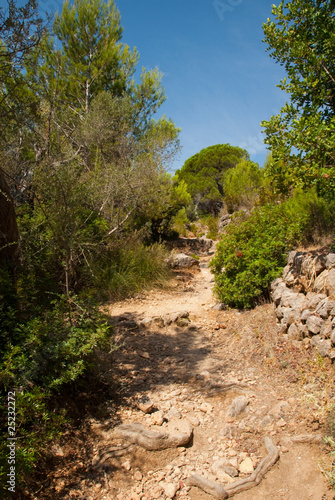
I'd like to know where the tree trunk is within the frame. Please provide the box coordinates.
[0,168,19,266]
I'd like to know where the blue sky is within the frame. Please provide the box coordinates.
[116,0,287,171]
[37,0,288,171]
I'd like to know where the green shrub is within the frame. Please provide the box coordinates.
[211,190,335,309]
[223,159,265,212]
[0,283,112,491]
[0,388,66,491]
[200,215,219,240]
[1,296,111,391]
[95,240,171,300]
[171,207,190,236]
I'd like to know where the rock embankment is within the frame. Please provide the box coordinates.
[271,249,335,358]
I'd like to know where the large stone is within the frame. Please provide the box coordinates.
[301,255,326,278]
[151,410,164,426]
[287,250,298,265]
[239,457,254,474]
[326,269,335,296]
[287,322,303,341]
[167,253,200,269]
[271,277,285,292]
[326,253,335,269]
[314,255,327,274]
[280,290,299,308]
[313,269,329,293]
[137,396,155,414]
[331,329,335,346]
[320,318,333,339]
[306,315,324,334]
[290,293,309,312]
[301,309,313,322]
[276,305,290,320]
[282,307,296,326]
[311,336,331,357]
[272,283,288,305]
[301,255,314,277]
[164,483,179,499]
[308,293,327,310]
[282,265,296,286]
[316,299,335,319]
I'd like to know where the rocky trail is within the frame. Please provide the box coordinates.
[32,241,335,500]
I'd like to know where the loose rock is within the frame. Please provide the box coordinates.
[137,396,155,414]
[227,396,249,418]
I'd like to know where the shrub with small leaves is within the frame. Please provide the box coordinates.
[210,190,335,309]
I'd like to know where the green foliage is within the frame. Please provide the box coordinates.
[1,297,111,391]
[0,387,66,491]
[223,159,265,212]
[137,175,190,241]
[0,0,45,139]
[52,0,139,108]
[171,207,190,237]
[200,215,219,240]
[211,190,335,309]
[95,240,171,300]
[0,268,111,490]
[13,1,180,287]
[176,144,248,215]
[262,0,335,199]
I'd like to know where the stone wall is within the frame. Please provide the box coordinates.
[271,250,335,359]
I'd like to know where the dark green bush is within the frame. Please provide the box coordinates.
[211,190,335,309]
[0,281,112,492]
[1,296,111,390]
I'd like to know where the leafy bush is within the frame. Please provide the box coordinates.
[1,296,111,391]
[211,190,335,309]
[0,388,66,491]
[223,159,265,212]
[0,280,112,491]
[200,215,219,240]
[171,207,190,237]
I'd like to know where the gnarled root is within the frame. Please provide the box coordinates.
[186,436,279,498]
[225,436,279,496]
[291,433,323,443]
[92,443,133,468]
[112,421,193,451]
[185,475,228,499]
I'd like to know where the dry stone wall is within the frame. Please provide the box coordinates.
[271,250,335,359]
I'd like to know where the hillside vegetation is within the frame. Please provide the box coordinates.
[1,0,335,494]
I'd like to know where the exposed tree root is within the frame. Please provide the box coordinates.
[291,433,323,443]
[92,444,133,468]
[186,436,279,498]
[113,421,193,451]
[92,420,193,467]
[224,436,279,496]
[186,475,228,499]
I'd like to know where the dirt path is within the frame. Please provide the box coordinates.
[35,245,335,500]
